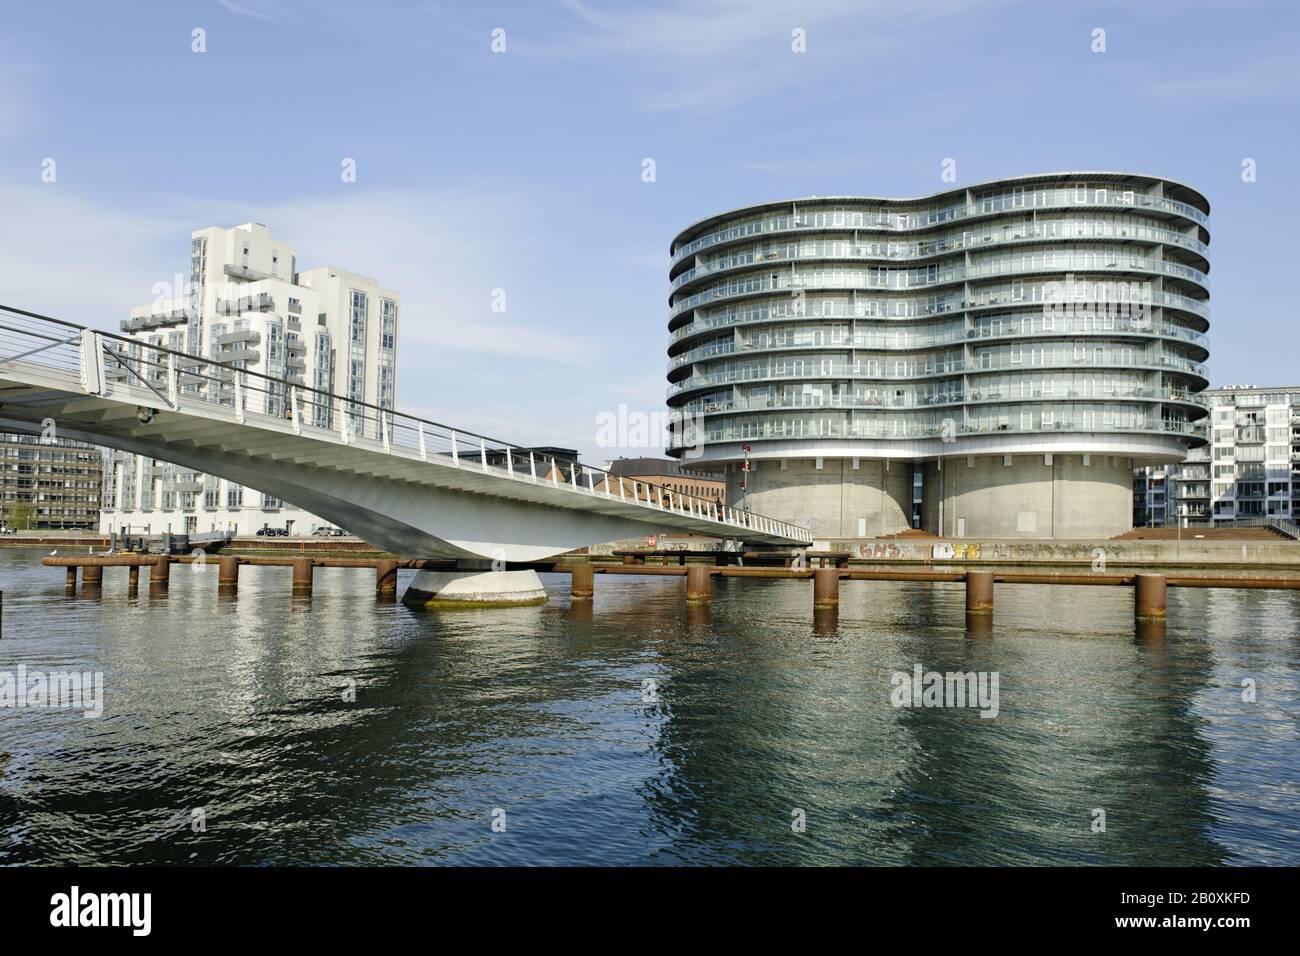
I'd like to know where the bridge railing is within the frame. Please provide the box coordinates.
[0,303,813,543]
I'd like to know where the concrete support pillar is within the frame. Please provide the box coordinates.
[128,564,140,595]
[291,558,313,596]
[571,562,594,602]
[82,564,103,589]
[375,559,399,597]
[1135,574,1167,621]
[965,571,993,617]
[218,555,239,593]
[686,564,711,604]
[813,568,839,609]
[150,556,171,591]
[402,569,548,608]
[65,566,77,592]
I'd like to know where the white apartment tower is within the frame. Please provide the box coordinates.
[100,222,400,536]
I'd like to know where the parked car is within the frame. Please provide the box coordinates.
[312,526,335,536]
[255,526,288,537]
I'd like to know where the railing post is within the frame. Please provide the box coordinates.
[417,421,427,461]
[480,437,488,469]
[234,371,246,423]
[551,457,559,486]
[451,430,459,465]
[290,386,302,435]
[570,463,578,488]
[381,411,391,453]
[529,451,537,481]
[167,354,178,407]
[79,329,105,395]
[506,447,514,477]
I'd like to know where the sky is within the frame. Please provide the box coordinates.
[1,0,1297,461]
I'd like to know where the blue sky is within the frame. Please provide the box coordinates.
[1,0,1297,460]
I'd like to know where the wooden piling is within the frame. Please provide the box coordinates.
[150,555,171,591]
[291,557,313,596]
[1135,573,1167,621]
[686,564,711,604]
[218,555,239,593]
[813,568,839,609]
[965,570,994,617]
[375,559,398,596]
[570,562,594,602]
[82,564,103,589]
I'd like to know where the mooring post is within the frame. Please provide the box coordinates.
[686,564,711,604]
[1,589,4,639]
[570,562,594,602]
[813,568,839,609]
[1135,573,1167,621]
[292,557,313,596]
[965,571,994,619]
[65,566,77,592]
[218,555,239,593]
[82,564,103,590]
[376,559,399,597]
[150,555,171,592]
[128,564,140,595]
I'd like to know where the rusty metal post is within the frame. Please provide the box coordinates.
[375,559,398,597]
[291,557,313,596]
[65,566,77,592]
[218,555,239,593]
[571,562,594,602]
[150,555,171,591]
[686,564,711,604]
[128,564,140,595]
[82,564,103,589]
[813,568,839,609]
[1135,573,1167,621]
[965,571,993,619]
[623,553,637,566]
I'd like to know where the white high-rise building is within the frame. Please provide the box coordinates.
[100,222,400,536]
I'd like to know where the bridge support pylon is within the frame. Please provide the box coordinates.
[402,568,548,609]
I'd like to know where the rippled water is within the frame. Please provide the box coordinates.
[0,547,1297,865]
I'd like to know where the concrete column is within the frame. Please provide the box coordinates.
[571,562,594,602]
[291,558,313,596]
[686,564,711,604]
[82,564,103,589]
[150,556,171,591]
[65,567,77,592]
[218,555,239,593]
[965,571,993,617]
[376,559,399,597]
[1135,574,1167,620]
[128,564,140,595]
[813,568,839,609]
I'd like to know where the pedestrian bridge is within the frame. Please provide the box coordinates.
[0,305,812,561]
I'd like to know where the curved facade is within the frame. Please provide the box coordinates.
[666,173,1210,538]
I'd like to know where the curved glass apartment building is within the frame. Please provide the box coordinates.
[666,173,1210,538]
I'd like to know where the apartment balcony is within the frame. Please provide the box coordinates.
[214,291,274,316]
[286,354,306,372]
[220,347,260,364]
[223,263,268,282]
[218,329,261,346]
[120,310,187,333]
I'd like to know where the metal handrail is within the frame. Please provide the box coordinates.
[0,302,813,544]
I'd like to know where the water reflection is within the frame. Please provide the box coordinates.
[0,549,1296,865]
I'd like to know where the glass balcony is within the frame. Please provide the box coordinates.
[672,184,1208,267]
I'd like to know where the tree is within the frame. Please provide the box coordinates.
[4,502,37,530]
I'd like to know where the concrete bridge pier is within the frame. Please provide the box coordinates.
[402,563,548,609]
